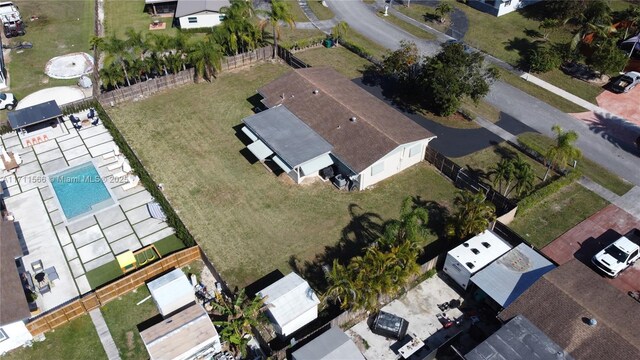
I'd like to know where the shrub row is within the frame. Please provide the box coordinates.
[280,35,326,51]
[339,38,378,64]
[517,169,581,215]
[63,100,196,248]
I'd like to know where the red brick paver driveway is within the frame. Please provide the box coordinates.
[542,204,640,293]
[597,86,640,127]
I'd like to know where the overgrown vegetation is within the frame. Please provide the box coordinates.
[446,190,496,240]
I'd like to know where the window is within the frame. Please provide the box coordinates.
[409,144,421,157]
[504,0,512,6]
[630,250,639,262]
[371,162,385,176]
[188,17,197,24]
[219,14,225,21]
[0,329,7,342]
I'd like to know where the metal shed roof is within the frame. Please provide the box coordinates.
[7,100,62,130]
[258,272,319,329]
[291,327,365,360]
[470,243,555,308]
[147,269,195,317]
[466,315,572,360]
[174,0,229,18]
[243,106,333,168]
[447,230,512,272]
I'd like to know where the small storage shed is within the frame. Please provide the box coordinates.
[291,327,365,360]
[258,272,320,337]
[443,230,512,290]
[140,303,221,360]
[147,268,195,317]
[470,243,556,309]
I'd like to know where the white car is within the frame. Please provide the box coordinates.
[0,92,16,110]
[592,231,640,277]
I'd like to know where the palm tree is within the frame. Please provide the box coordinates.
[103,34,132,86]
[211,289,268,357]
[622,5,640,40]
[331,21,349,45]
[435,3,453,23]
[99,62,124,89]
[258,0,296,58]
[490,158,515,196]
[219,0,261,55]
[379,197,428,250]
[511,155,535,198]
[323,260,358,310]
[543,125,582,181]
[447,190,496,240]
[187,37,223,81]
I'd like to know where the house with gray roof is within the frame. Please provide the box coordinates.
[241,67,436,190]
[291,327,365,360]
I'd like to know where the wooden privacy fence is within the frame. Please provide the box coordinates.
[98,68,195,106]
[26,246,201,335]
[221,46,274,71]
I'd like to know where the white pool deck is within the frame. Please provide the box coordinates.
[1,112,175,314]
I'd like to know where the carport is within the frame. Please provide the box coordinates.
[8,100,63,135]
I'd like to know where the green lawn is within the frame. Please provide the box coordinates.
[296,46,372,79]
[6,0,94,99]
[287,1,310,23]
[104,0,177,38]
[343,29,390,60]
[307,0,335,21]
[453,142,550,197]
[376,11,436,41]
[2,315,106,360]
[101,286,159,360]
[518,132,633,196]
[154,234,187,255]
[106,63,458,287]
[510,183,609,248]
[396,1,604,104]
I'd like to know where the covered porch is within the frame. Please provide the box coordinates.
[7,101,67,147]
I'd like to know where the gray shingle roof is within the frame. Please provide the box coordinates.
[175,0,229,18]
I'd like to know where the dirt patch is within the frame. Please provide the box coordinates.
[125,331,135,350]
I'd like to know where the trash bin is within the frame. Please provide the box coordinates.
[323,38,333,48]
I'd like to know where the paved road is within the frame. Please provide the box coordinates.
[327,0,640,186]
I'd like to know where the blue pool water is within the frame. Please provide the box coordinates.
[50,162,114,220]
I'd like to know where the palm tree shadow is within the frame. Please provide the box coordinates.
[587,112,640,155]
[290,203,384,292]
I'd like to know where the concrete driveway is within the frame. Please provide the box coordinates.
[542,204,640,293]
[597,86,640,127]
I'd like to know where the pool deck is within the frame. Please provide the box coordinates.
[0,113,175,314]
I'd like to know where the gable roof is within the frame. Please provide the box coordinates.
[243,105,333,168]
[0,220,30,326]
[470,243,555,308]
[175,0,229,18]
[258,67,435,173]
[466,315,573,360]
[258,273,319,329]
[498,259,640,360]
[291,327,365,360]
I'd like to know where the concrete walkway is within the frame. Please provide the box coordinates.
[90,309,121,360]
[297,0,337,33]
[577,176,620,203]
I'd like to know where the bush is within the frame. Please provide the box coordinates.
[517,170,581,214]
[340,39,375,63]
[527,46,561,73]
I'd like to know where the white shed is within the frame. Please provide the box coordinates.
[175,0,229,29]
[147,269,195,317]
[443,230,512,290]
[258,273,320,337]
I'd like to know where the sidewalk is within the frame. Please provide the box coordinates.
[297,0,337,33]
[90,309,121,360]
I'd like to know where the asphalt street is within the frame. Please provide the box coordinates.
[327,0,640,186]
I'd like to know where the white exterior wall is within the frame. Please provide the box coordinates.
[178,12,223,29]
[0,321,32,355]
[279,306,318,337]
[358,139,430,190]
[495,0,540,16]
[443,253,473,290]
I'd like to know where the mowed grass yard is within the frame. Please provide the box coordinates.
[7,0,94,99]
[510,183,609,249]
[107,63,458,287]
[2,315,106,360]
[296,46,371,79]
[104,0,177,37]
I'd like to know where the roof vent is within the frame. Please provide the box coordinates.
[588,318,597,327]
[337,125,341,129]
[481,242,491,248]
[471,248,480,255]
[280,93,285,99]
[466,262,475,269]
[350,116,357,122]
[313,89,319,94]
[463,243,469,247]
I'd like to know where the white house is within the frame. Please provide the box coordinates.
[174,0,229,29]
[468,0,540,17]
[443,230,512,290]
[0,220,33,355]
[258,273,320,337]
[242,67,436,190]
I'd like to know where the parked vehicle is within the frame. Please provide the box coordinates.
[609,72,640,93]
[0,92,17,110]
[592,229,640,277]
[0,2,24,37]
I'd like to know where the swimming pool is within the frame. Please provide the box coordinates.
[49,162,117,221]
